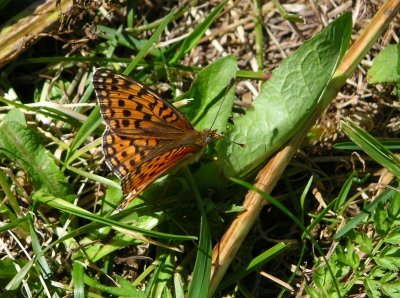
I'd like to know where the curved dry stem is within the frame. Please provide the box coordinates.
[0,0,73,68]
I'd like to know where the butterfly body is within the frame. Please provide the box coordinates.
[93,69,222,210]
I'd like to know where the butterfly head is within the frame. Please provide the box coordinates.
[201,128,246,148]
[201,128,222,145]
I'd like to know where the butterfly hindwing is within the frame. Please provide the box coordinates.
[116,146,202,210]
[103,126,192,179]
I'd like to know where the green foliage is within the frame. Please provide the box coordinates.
[313,112,400,297]
[218,12,352,177]
[178,55,237,134]
[366,44,398,84]
[307,183,400,297]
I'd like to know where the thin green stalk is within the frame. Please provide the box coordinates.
[253,0,264,69]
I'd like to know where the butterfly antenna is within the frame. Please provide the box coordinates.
[208,77,246,148]
[209,77,236,131]
[221,135,246,148]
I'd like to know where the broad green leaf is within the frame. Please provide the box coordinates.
[218,12,352,177]
[179,54,237,134]
[381,272,398,283]
[305,285,324,298]
[368,266,386,279]
[346,230,373,255]
[347,239,360,270]
[0,108,75,201]
[366,44,398,84]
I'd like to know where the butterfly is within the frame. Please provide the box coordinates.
[93,68,243,211]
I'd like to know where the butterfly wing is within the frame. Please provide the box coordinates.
[94,68,196,178]
[94,68,212,210]
[93,68,194,137]
[117,145,203,211]
[102,125,196,177]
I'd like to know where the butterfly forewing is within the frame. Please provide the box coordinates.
[102,127,156,179]
[93,69,194,136]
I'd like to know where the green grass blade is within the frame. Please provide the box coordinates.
[34,191,196,241]
[334,141,400,150]
[72,260,85,298]
[169,1,227,64]
[341,118,400,178]
[5,259,35,295]
[65,105,103,164]
[124,8,176,75]
[217,242,290,292]
[334,187,395,239]
[183,167,212,298]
